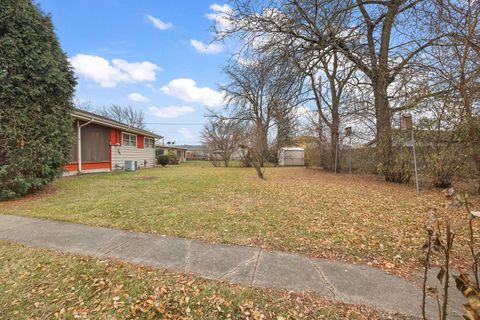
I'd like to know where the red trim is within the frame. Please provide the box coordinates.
[137,135,144,149]
[64,162,110,172]
[64,163,78,171]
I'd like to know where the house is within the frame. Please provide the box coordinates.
[179,145,209,161]
[155,144,187,163]
[365,129,457,148]
[278,147,305,166]
[64,108,162,175]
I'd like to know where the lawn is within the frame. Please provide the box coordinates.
[0,241,397,319]
[1,164,478,276]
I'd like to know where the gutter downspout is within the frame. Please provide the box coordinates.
[77,119,94,173]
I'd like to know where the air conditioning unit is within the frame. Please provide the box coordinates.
[125,160,137,171]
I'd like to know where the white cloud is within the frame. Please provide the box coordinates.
[178,127,194,139]
[70,54,160,88]
[112,59,159,82]
[161,78,224,107]
[206,3,232,31]
[147,15,173,30]
[149,106,195,118]
[190,39,224,54]
[128,92,150,102]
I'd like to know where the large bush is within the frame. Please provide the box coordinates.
[168,151,179,165]
[157,155,170,167]
[0,0,76,200]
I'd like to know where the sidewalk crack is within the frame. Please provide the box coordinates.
[309,259,338,299]
[96,233,125,255]
[219,250,259,280]
[184,240,191,273]
[250,249,262,285]
[99,238,131,256]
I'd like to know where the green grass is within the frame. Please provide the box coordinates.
[179,160,245,167]
[1,241,385,319]
[1,166,476,274]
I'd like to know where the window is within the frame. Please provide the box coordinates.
[145,137,155,148]
[156,148,164,158]
[122,132,137,147]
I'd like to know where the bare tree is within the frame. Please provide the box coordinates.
[222,52,304,177]
[73,98,94,112]
[429,0,480,190]
[302,50,356,171]
[238,124,268,179]
[99,105,146,129]
[221,0,449,181]
[201,118,243,167]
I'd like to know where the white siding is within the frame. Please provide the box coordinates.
[278,148,305,166]
[111,145,156,170]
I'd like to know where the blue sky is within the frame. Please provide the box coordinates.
[36,0,232,144]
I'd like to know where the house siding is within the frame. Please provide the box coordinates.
[64,126,157,174]
[111,145,156,170]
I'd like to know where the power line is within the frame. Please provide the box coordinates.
[144,123,204,125]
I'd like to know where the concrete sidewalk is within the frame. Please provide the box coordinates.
[0,214,464,319]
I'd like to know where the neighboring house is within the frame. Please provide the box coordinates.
[179,145,209,160]
[64,108,162,175]
[155,145,187,163]
[278,147,305,166]
[365,129,457,148]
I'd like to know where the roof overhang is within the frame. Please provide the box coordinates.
[72,109,162,139]
[155,145,187,151]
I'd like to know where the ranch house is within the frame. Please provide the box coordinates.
[64,108,161,175]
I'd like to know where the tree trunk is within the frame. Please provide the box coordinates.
[256,123,269,166]
[373,81,395,181]
[331,112,340,172]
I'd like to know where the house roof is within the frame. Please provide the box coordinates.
[177,144,208,151]
[365,129,457,148]
[156,145,187,151]
[72,108,162,139]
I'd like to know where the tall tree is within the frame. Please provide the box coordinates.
[0,0,76,199]
[99,105,146,129]
[222,0,446,181]
[222,53,303,177]
[301,49,356,171]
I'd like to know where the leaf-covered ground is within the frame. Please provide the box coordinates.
[0,241,405,319]
[1,165,478,277]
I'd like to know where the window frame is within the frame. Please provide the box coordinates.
[122,132,137,147]
[144,137,155,148]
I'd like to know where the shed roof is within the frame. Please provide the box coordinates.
[280,147,304,151]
